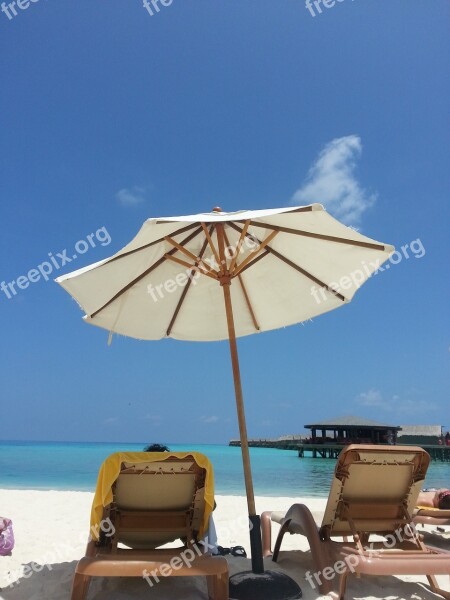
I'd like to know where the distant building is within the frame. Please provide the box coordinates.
[397,425,442,446]
[304,415,401,445]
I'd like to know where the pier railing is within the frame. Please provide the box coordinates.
[229,438,450,461]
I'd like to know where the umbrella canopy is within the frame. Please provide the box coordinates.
[56,204,393,581]
[57,204,393,342]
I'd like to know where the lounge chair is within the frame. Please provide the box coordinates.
[261,445,450,599]
[414,506,450,528]
[71,451,228,600]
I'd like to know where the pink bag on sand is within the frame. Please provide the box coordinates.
[0,517,14,555]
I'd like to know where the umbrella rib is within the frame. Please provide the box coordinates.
[164,236,201,264]
[267,247,348,302]
[232,230,278,277]
[222,228,260,332]
[89,226,204,318]
[201,223,221,272]
[164,254,219,280]
[246,221,387,251]
[237,274,260,331]
[237,249,270,275]
[163,236,220,278]
[228,222,348,303]
[94,223,200,268]
[228,223,271,275]
[166,226,214,337]
[229,220,250,274]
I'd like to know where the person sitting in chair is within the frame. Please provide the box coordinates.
[143,443,170,452]
[143,443,220,554]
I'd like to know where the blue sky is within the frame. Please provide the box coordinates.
[0,0,448,444]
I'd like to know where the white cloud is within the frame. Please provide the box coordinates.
[116,186,146,207]
[356,389,437,415]
[357,389,391,410]
[143,414,162,423]
[394,399,438,414]
[200,415,219,424]
[292,135,376,226]
[103,417,118,425]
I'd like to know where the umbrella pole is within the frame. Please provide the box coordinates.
[214,218,301,599]
[221,280,265,575]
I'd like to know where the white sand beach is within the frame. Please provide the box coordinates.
[0,490,448,600]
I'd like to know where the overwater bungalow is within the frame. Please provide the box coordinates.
[304,415,401,445]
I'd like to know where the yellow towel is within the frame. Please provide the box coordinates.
[415,506,450,518]
[90,451,215,540]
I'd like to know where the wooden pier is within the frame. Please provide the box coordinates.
[298,443,450,461]
[229,437,304,451]
[229,439,450,461]
[298,443,343,459]
[298,443,450,462]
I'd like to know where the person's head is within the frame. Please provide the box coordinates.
[438,490,450,509]
[143,443,170,452]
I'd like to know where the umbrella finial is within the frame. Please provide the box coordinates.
[212,206,223,213]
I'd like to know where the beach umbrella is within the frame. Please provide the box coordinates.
[56,204,393,598]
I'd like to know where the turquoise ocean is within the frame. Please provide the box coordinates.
[0,441,448,496]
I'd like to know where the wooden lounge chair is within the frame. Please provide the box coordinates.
[261,445,450,599]
[414,507,450,528]
[71,451,228,600]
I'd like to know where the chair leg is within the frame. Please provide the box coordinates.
[272,519,291,562]
[261,511,273,557]
[336,569,349,600]
[70,571,91,600]
[426,574,450,600]
[206,572,229,600]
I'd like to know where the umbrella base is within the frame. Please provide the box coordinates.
[229,570,302,599]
